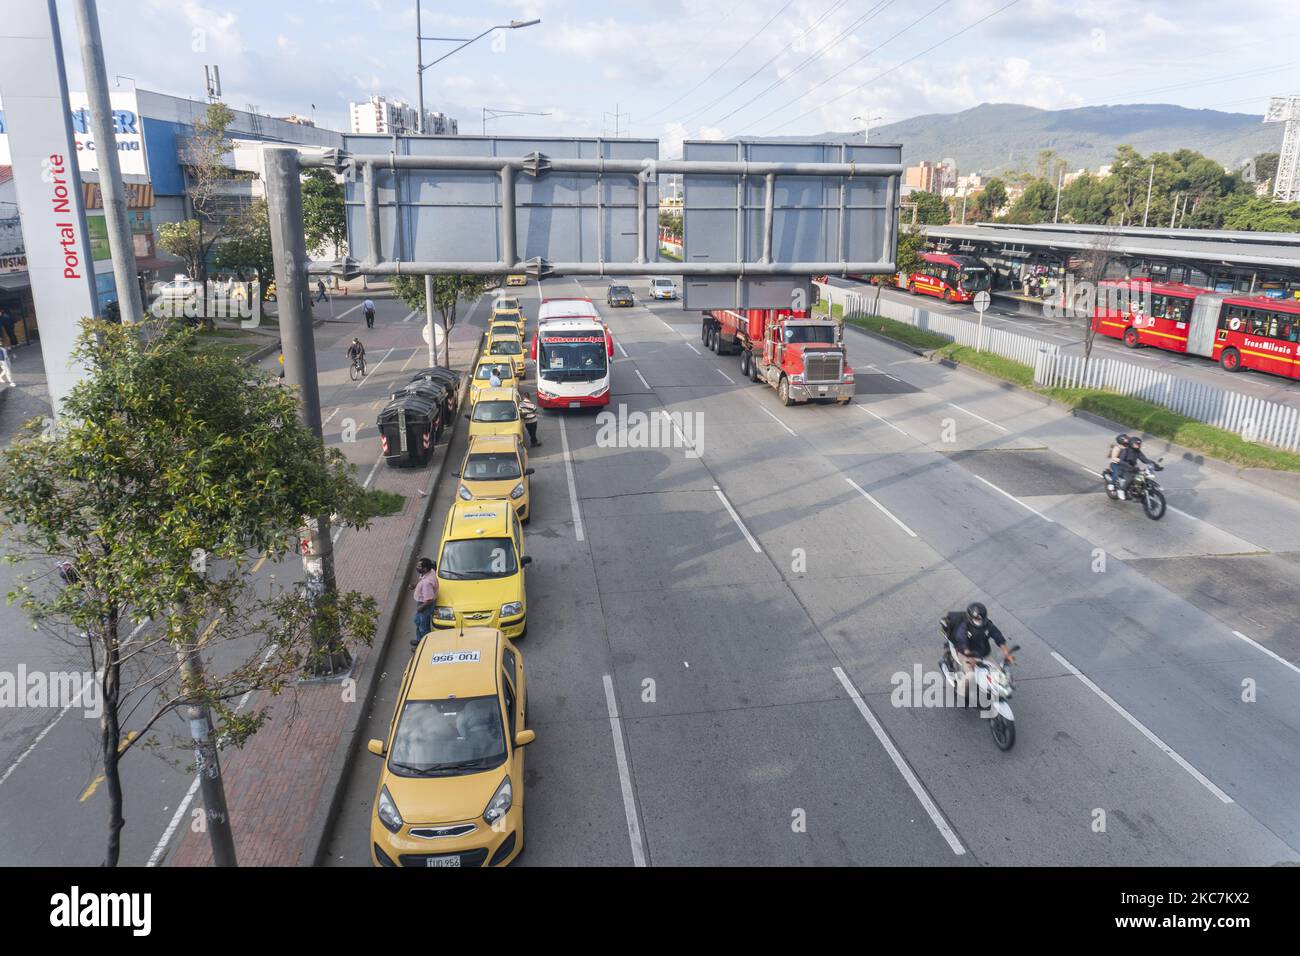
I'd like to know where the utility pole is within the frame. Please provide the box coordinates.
[263,147,349,676]
[1169,193,1179,229]
[1141,163,1154,228]
[1053,168,1064,223]
[73,0,143,322]
[960,190,968,225]
[415,1,424,133]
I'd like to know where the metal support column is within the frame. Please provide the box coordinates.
[363,161,381,265]
[263,146,349,676]
[761,172,775,264]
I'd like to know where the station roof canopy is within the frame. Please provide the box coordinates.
[924,223,1300,271]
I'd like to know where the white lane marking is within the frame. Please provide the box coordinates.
[844,477,917,537]
[888,359,915,366]
[149,645,278,866]
[323,407,341,426]
[363,453,384,489]
[884,373,902,383]
[402,310,418,323]
[972,474,1054,523]
[558,418,585,542]
[757,404,797,437]
[601,675,648,867]
[947,402,1008,433]
[0,619,149,790]
[660,319,674,332]
[336,302,362,319]
[713,484,762,553]
[660,411,697,456]
[634,368,651,390]
[1232,630,1300,679]
[684,342,701,355]
[400,349,420,372]
[832,667,966,856]
[617,341,629,358]
[358,347,395,387]
[1050,650,1234,804]
[858,405,910,438]
[716,368,736,384]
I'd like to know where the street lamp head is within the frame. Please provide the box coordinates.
[509,19,541,28]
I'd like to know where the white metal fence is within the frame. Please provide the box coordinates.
[816,281,1300,453]
[1035,350,1300,452]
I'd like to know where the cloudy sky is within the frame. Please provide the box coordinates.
[52,0,1298,154]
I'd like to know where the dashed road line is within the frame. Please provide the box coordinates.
[602,675,648,867]
[972,474,1054,523]
[844,477,917,537]
[558,418,586,542]
[947,401,1008,432]
[713,485,762,553]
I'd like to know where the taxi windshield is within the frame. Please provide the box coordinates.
[439,538,518,579]
[389,696,506,777]
[475,363,514,382]
[472,400,519,423]
[490,339,522,355]
[464,452,521,481]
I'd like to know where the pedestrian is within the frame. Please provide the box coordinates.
[412,557,438,646]
[489,366,503,388]
[314,279,328,304]
[519,390,541,446]
[0,307,17,347]
[363,298,376,329]
[0,344,14,389]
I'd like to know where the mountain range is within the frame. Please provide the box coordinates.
[804,102,1285,176]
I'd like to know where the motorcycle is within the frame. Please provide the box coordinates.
[1100,458,1166,520]
[938,620,1019,751]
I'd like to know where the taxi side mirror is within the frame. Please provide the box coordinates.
[520,555,533,566]
[514,729,536,747]
[367,738,386,757]
[524,468,535,476]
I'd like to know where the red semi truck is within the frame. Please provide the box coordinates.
[700,307,855,405]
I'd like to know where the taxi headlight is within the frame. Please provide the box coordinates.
[510,482,525,500]
[500,601,523,618]
[377,785,403,834]
[458,484,473,500]
[434,606,455,622]
[483,776,513,825]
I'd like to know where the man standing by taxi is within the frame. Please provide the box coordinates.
[413,557,438,646]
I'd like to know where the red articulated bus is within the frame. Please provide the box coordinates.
[1093,279,1300,379]
[903,252,992,303]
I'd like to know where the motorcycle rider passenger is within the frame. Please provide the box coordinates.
[1107,434,1129,492]
[1115,436,1161,500]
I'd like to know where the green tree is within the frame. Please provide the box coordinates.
[214,197,274,295]
[302,168,347,257]
[157,219,204,282]
[182,102,238,327]
[0,320,377,865]
[1004,179,1058,224]
[1060,173,1113,224]
[1221,196,1300,232]
[910,190,950,225]
[393,275,491,365]
[973,179,1007,220]
[658,210,683,238]
[1253,152,1279,188]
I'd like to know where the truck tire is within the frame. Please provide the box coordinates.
[739,349,750,377]
[777,376,794,406]
[701,320,710,345]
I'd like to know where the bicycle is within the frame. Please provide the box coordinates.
[348,353,367,381]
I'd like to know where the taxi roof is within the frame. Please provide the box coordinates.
[407,627,501,699]
[490,305,523,315]
[444,498,513,538]
[466,433,521,454]
[473,386,518,403]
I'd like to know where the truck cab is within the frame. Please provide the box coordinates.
[701,307,855,406]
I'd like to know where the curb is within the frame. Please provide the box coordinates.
[299,329,484,868]
[241,317,330,366]
[843,319,932,357]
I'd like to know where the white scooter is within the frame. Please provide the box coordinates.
[938,624,1020,751]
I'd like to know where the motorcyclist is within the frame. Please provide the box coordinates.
[944,602,1014,696]
[1106,434,1129,492]
[1114,436,1161,500]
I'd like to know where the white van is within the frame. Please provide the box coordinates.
[649,277,678,300]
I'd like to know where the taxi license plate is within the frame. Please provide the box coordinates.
[426,856,461,868]
[569,401,581,408]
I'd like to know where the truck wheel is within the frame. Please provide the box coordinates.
[740,350,750,377]
[777,377,794,406]
[701,321,710,345]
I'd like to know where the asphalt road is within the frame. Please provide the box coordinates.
[827,278,1300,410]
[326,277,1300,867]
[0,293,477,866]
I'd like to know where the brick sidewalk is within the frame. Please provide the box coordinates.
[167,316,485,867]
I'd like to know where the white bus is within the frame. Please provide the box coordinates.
[531,315,614,409]
[537,296,602,326]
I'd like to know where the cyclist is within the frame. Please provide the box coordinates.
[347,337,366,375]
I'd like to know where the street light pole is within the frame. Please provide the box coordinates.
[1142,163,1154,228]
[1053,168,1064,223]
[415,1,424,133]
[73,0,143,323]
[482,107,552,135]
[416,15,541,135]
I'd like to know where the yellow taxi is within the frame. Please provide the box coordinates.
[505,274,528,287]
[489,307,526,337]
[469,357,518,404]
[483,329,527,378]
[489,319,524,343]
[465,386,526,447]
[432,499,529,639]
[367,626,533,867]
[457,434,533,523]
[494,296,522,312]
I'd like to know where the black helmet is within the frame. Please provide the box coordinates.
[1130,436,1143,448]
[966,602,988,627]
[1115,434,1129,445]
